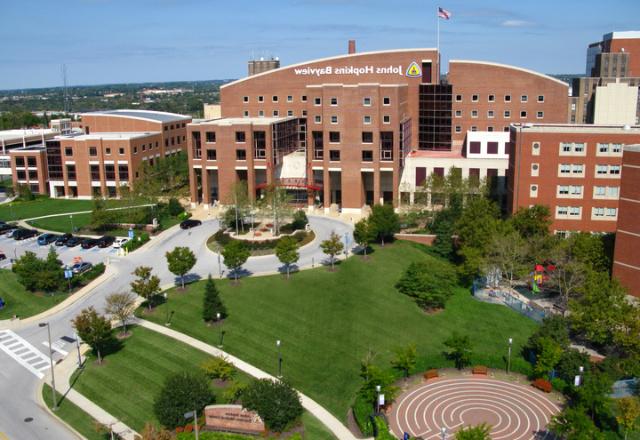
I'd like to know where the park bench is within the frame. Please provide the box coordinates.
[532,378,553,393]
[472,366,488,375]
[423,369,439,380]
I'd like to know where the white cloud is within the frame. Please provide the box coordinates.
[501,19,534,28]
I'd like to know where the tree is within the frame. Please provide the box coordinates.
[104,292,137,335]
[222,240,250,282]
[275,236,299,278]
[241,379,303,432]
[549,240,588,313]
[368,204,400,246]
[200,356,236,381]
[550,406,605,440]
[395,260,456,310]
[555,349,590,385]
[353,218,375,257]
[259,184,292,236]
[225,180,250,234]
[443,333,473,370]
[358,363,399,407]
[130,266,161,311]
[71,307,113,364]
[485,229,529,290]
[575,371,613,422]
[291,210,308,230]
[617,397,640,440]
[202,275,226,322]
[455,423,492,440]
[320,231,344,270]
[12,250,63,293]
[391,344,417,378]
[526,315,571,354]
[153,370,212,429]
[165,246,196,289]
[533,337,563,379]
[570,232,610,273]
[511,205,552,238]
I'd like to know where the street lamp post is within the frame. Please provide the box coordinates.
[184,409,199,440]
[217,312,224,348]
[276,340,282,378]
[164,292,169,326]
[39,322,58,410]
[507,337,513,374]
[73,331,82,368]
[344,232,349,257]
[217,251,222,279]
[375,385,381,414]
[69,214,74,233]
[440,426,447,440]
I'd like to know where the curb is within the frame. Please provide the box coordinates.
[36,381,86,440]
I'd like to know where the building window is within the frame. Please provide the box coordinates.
[363,116,371,124]
[610,165,621,175]
[531,163,539,176]
[236,149,246,160]
[329,132,340,143]
[272,95,278,102]
[532,142,540,155]
[520,111,527,118]
[487,126,494,132]
[119,148,125,155]
[455,94,462,102]
[64,147,73,156]
[455,110,462,117]
[383,97,390,105]
[287,110,293,116]
[455,126,462,133]
[302,110,307,116]
[487,110,494,118]
[362,150,373,162]
[521,95,528,102]
[594,186,606,196]
[301,95,307,102]
[243,96,249,103]
[606,208,617,217]
[258,96,264,102]
[362,132,373,143]
[504,110,511,118]
[363,97,371,106]
[530,184,538,198]
[314,97,321,106]
[504,94,511,102]
[330,97,338,106]
[331,115,338,124]
[287,95,293,102]
[537,95,544,103]
[258,110,264,117]
[537,111,544,119]
[471,94,479,102]
[89,147,97,156]
[596,165,608,175]
[383,115,390,124]
[273,110,279,117]
[244,110,249,117]
[487,142,499,154]
[471,110,478,118]
[471,126,477,132]
[142,144,147,151]
[559,164,571,174]
[329,150,340,161]
[206,149,216,160]
[488,94,495,102]
[133,146,138,154]
[314,115,322,124]
[469,141,481,154]
[105,148,111,155]
[235,131,246,143]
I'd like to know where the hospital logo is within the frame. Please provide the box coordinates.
[406,61,422,78]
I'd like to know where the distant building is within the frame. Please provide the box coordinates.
[612,144,640,297]
[0,128,58,183]
[203,104,222,120]
[9,110,191,198]
[248,57,280,76]
[593,80,638,125]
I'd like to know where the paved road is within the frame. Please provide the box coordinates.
[0,216,353,440]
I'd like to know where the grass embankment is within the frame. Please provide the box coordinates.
[0,270,67,320]
[0,197,130,221]
[141,241,539,421]
[71,326,335,439]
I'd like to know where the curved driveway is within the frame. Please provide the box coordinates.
[0,215,353,440]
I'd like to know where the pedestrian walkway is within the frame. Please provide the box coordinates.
[0,329,51,379]
[136,318,365,440]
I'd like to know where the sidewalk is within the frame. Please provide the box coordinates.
[41,344,138,440]
[136,318,366,440]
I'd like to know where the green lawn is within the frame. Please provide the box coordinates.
[0,270,68,320]
[72,326,334,439]
[0,197,95,221]
[42,384,110,440]
[141,241,539,422]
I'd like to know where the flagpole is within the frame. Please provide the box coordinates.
[436,7,440,55]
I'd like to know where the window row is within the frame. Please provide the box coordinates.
[243,95,392,106]
[555,206,582,218]
[312,115,391,125]
[455,94,544,103]
[592,207,618,218]
[458,109,543,119]
[455,126,511,133]
[596,143,623,156]
[163,123,187,131]
[13,157,37,167]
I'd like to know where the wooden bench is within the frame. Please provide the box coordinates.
[532,378,553,393]
[424,369,439,380]
[472,365,488,375]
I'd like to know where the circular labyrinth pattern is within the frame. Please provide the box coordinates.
[388,377,560,440]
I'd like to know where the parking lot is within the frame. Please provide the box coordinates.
[0,231,119,270]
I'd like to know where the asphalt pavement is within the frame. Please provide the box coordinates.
[0,215,353,439]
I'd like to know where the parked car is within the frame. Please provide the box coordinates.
[97,236,115,248]
[71,261,93,274]
[180,219,202,229]
[12,228,39,240]
[65,236,83,247]
[55,233,73,246]
[81,238,100,249]
[37,233,59,246]
[112,237,130,249]
[0,251,6,261]
[0,223,19,235]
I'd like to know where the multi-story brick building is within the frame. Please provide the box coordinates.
[507,123,640,234]
[612,144,640,297]
[188,45,569,213]
[9,110,191,198]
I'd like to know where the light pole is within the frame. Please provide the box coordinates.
[344,232,349,257]
[440,426,447,440]
[73,331,82,368]
[276,340,282,378]
[507,337,513,374]
[217,312,224,348]
[575,365,584,387]
[39,322,57,410]
[184,409,199,440]
[217,251,223,279]
[69,214,74,233]
[164,292,170,326]
[375,385,381,414]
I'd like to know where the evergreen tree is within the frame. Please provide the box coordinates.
[202,275,226,322]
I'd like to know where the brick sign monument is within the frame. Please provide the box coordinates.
[204,404,266,434]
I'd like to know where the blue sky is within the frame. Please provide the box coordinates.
[1,0,639,90]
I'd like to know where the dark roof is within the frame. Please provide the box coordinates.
[84,110,190,123]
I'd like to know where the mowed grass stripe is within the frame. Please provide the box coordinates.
[142,242,538,420]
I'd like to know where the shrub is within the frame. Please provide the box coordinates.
[374,417,396,440]
[221,380,248,403]
[291,210,308,230]
[396,260,457,310]
[154,371,213,429]
[122,232,150,252]
[178,211,192,221]
[200,356,236,381]
[532,378,553,393]
[241,379,303,432]
[167,198,185,216]
[551,377,568,394]
[352,393,375,436]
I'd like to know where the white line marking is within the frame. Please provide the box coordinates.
[42,341,69,356]
[0,330,50,379]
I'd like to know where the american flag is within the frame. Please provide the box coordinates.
[438,7,452,19]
